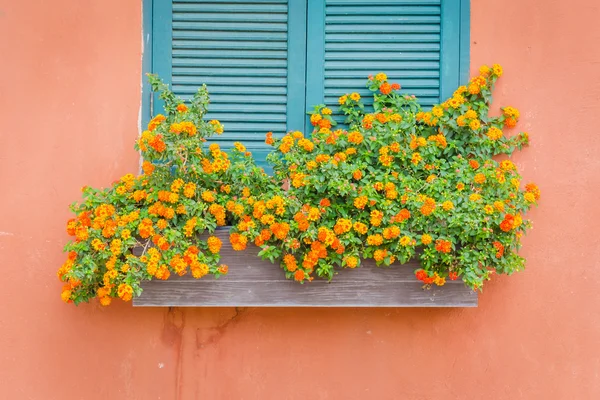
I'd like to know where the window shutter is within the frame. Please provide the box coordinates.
[306,0,468,123]
[153,0,307,168]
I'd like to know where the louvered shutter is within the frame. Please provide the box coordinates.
[306,0,468,122]
[150,0,469,149]
[152,0,307,168]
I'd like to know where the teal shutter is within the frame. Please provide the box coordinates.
[149,0,469,150]
[153,0,307,168]
[306,0,469,123]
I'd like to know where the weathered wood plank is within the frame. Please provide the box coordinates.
[133,228,478,307]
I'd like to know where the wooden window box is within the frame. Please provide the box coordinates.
[133,229,478,307]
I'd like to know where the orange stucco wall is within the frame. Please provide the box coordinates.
[1,1,599,399]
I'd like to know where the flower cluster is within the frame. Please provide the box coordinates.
[228,64,538,289]
[58,75,273,305]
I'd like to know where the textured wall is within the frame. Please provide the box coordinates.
[0,0,599,399]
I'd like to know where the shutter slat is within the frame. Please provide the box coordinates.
[176,85,287,95]
[324,70,440,78]
[326,24,440,33]
[173,67,287,77]
[327,6,440,16]
[325,42,440,51]
[327,0,441,5]
[327,15,441,24]
[171,0,290,169]
[173,49,287,59]
[173,22,288,32]
[173,76,287,86]
[173,30,287,41]
[174,12,288,23]
[173,40,288,50]
[325,51,439,61]
[326,33,440,43]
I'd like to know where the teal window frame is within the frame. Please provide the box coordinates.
[141,0,470,134]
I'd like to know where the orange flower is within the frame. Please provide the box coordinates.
[202,191,216,202]
[353,222,368,235]
[348,131,363,144]
[354,196,368,210]
[380,82,392,95]
[334,218,353,235]
[499,214,515,232]
[374,249,388,262]
[218,265,229,275]
[283,254,298,272]
[117,284,134,302]
[393,209,411,223]
[420,197,436,216]
[474,173,486,184]
[525,183,541,200]
[294,269,305,282]
[344,256,359,268]
[310,113,322,126]
[142,161,155,175]
[493,241,505,258]
[181,122,197,136]
[176,103,188,112]
[265,131,274,145]
[383,226,400,240]
[230,233,248,251]
[366,234,384,246]
[271,222,290,240]
[207,236,222,254]
[435,239,452,253]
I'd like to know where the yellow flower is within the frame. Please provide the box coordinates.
[411,152,422,165]
[500,160,516,171]
[375,73,387,81]
[492,63,503,77]
[469,193,482,202]
[484,205,494,214]
[421,234,433,245]
[338,95,348,104]
[353,222,368,235]
[465,110,477,119]
[524,192,536,203]
[321,107,332,115]
[442,201,454,211]
[233,142,246,152]
[469,119,481,130]
[310,113,322,125]
[291,131,304,139]
[487,127,503,141]
[201,191,216,202]
[493,201,505,212]
[344,256,359,268]
[350,92,361,101]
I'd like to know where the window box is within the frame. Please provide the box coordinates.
[133,228,478,307]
